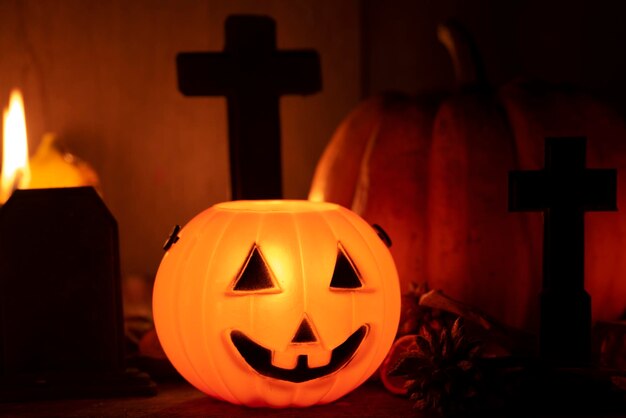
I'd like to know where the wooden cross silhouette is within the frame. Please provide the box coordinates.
[177,15,321,199]
[509,137,617,367]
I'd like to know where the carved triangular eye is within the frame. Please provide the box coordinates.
[232,245,278,292]
[330,243,363,290]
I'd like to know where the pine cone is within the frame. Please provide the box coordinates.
[389,317,483,416]
[398,282,456,337]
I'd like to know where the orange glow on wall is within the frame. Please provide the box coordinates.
[0,89,100,204]
[152,200,401,407]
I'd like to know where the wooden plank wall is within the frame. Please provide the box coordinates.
[0,0,361,276]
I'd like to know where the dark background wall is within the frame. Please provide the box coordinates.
[0,0,624,277]
[363,0,626,99]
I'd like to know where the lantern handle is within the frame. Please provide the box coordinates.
[372,224,392,248]
[163,224,181,251]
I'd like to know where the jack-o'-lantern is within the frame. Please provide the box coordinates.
[153,200,401,407]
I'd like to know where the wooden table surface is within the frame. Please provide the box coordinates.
[4,377,626,418]
[0,380,417,418]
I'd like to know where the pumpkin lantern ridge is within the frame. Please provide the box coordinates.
[153,200,400,407]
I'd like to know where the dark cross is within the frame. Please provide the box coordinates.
[509,137,617,367]
[177,15,321,200]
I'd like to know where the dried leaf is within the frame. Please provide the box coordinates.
[453,334,466,353]
[415,335,433,357]
[425,324,439,354]
[413,398,428,410]
[467,341,483,358]
[451,316,463,339]
[388,353,428,377]
[457,360,473,372]
[440,328,450,358]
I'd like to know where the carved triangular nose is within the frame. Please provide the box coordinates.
[291,316,317,343]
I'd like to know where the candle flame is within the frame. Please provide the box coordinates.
[1,89,31,204]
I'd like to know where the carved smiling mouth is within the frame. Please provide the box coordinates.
[230,325,369,383]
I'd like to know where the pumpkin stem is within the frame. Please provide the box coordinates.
[437,20,487,90]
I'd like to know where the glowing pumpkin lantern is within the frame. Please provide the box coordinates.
[153,200,401,407]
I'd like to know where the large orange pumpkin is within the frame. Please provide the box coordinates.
[309,25,626,332]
